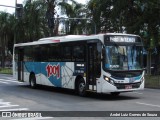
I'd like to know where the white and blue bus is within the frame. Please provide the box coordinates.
[13,33,145,96]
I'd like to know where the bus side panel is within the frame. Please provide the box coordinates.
[23,61,86,90]
[23,62,75,88]
[61,62,75,89]
[41,62,63,87]
[23,62,61,87]
[23,62,41,84]
[41,62,77,89]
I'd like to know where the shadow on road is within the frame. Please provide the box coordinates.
[18,84,140,101]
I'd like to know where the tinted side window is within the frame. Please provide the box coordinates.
[62,46,72,61]
[50,44,61,61]
[41,44,49,62]
[33,46,41,61]
[24,46,33,61]
[73,45,85,62]
[33,44,62,62]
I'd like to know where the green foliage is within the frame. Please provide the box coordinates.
[0,12,15,67]
[145,75,160,88]
[58,0,86,34]
[86,0,160,49]
[16,0,49,43]
[0,68,12,74]
[0,0,160,56]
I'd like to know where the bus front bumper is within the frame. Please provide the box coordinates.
[101,80,144,93]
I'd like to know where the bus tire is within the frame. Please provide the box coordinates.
[77,79,86,96]
[110,92,120,96]
[29,74,37,89]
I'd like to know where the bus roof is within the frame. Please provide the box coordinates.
[14,33,140,47]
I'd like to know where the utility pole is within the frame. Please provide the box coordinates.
[15,0,17,9]
[0,1,22,9]
[46,0,56,37]
[14,0,17,44]
[0,1,23,44]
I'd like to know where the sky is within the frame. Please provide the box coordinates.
[0,0,23,13]
[0,0,87,14]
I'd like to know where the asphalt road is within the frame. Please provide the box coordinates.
[0,74,160,120]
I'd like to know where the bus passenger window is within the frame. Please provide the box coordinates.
[33,46,41,62]
[51,44,61,61]
[63,46,72,61]
[24,46,33,61]
[73,46,85,62]
[40,45,48,62]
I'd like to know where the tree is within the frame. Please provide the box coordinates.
[0,12,14,67]
[86,0,160,74]
[13,0,51,43]
[140,0,160,74]
[46,0,56,36]
[87,0,102,34]
[59,0,86,34]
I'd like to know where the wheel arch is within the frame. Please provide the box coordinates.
[74,75,85,90]
[29,72,35,82]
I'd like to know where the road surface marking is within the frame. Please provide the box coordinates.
[0,79,23,83]
[0,99,29,113]
[3,77,16,80]
[0,100,11,105]
[0,81,9,84]
[0,108,29,111]
[0,105,19,108]
[12,117,54,120]
[136,102,160,108]
[0,79,23,84]
[0,78,16,81]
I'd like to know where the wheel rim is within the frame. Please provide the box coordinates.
[30,78,35,87]
[79,82,85,93]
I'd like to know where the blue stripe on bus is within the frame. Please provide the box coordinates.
[24,62,66,87]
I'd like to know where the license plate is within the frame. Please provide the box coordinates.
[125,85,132,89]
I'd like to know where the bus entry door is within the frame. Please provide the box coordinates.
[17,49,24,82]
[87,43,98,91]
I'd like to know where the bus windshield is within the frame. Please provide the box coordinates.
[105,44,143,71]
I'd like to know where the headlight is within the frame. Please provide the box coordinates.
[103,75,115,85]
[104,76,110,81]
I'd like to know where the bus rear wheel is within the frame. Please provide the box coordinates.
[77,79,86,96]
[29,74,37,89]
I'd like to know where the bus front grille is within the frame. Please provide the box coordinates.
[114,82,141,89]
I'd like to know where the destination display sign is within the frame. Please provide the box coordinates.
[104,35,142,43]
[110,36,136,42]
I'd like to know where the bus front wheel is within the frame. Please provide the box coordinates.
[29,74,37,89]
[77,79,86,96]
